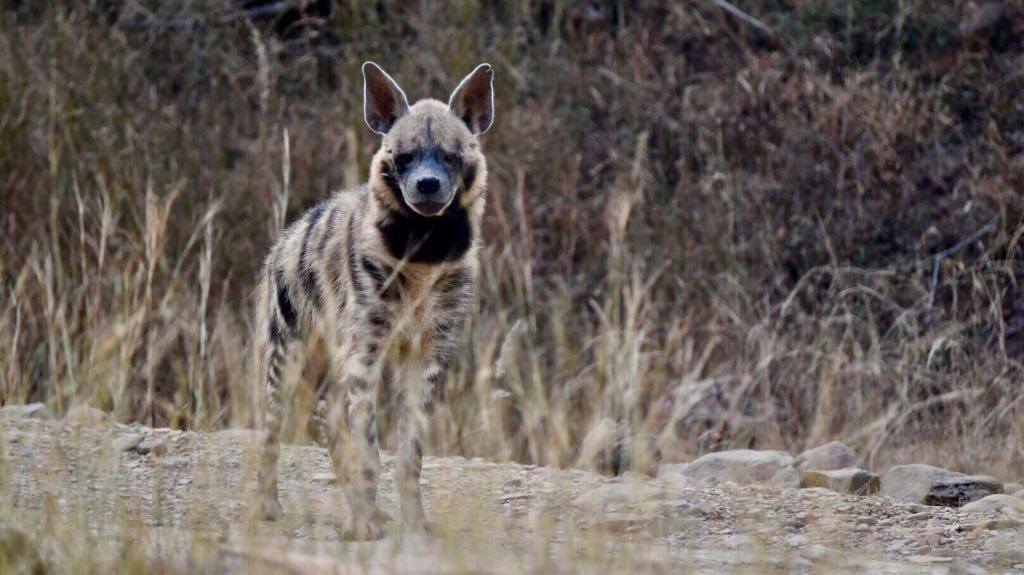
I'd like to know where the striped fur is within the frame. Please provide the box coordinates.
[255,62,492,539]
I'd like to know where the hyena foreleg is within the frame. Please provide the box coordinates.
[325,340,388,541]
[395,316,459,531]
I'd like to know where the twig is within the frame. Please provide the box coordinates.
[928,218,997,306]
[709,0,773,36]
[118,1,298,31]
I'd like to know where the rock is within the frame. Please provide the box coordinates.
[112,433,144,452]
[573,481,667,512]
[925,475,1002,507]
[1004,482,1023,495]
[312,473,337,484]
[682,450,799,488]
[881,464,997,505]
[794,441,857,471]
[214,428,264,443]
[799,468,879,495]
[1016,489,1024,499]
[0,402,53,420]
[64,404,109,425]
[0,524,46,574]
[961,494,1024,515]
[136,436,169,456]
[905,511,933,521]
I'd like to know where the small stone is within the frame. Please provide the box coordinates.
[905,511,932,521]
[961,494,1024,515]
[64,404,110,425]
[158,455,189,467]
[907,555,953,564]
[799,467,880,495]
[312,473,337,484]
[681,450,799,488]
[784,515,806,528]
[0,402,53,420]
[136,436,168,456]
[112,434,143,452]
[794,441,857,471]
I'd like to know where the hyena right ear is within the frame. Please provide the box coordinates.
[448,63,494,135]
[363,62,410,135]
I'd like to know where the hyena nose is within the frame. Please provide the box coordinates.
[416,177,441,195]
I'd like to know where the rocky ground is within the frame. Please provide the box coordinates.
[0,406,1022,573]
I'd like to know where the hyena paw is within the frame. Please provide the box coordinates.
[259,495,284,521]
[339,515,386,541]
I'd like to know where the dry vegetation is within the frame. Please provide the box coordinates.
[2,0,1023,491]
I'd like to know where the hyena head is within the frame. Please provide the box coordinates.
[363,61,493,218]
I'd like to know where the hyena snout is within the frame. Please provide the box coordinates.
[405,156,454,215]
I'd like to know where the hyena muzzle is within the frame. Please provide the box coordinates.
[254,61,494,540]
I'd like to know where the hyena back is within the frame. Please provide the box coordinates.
[255,61,493,540]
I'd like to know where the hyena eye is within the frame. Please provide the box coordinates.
[394,153,414,171]
[442,152,460,166]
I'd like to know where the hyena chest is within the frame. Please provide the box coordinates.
[355,263,458,362]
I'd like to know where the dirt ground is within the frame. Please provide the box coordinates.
[0,413,1021,574]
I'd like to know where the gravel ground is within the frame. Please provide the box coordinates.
[0,414,1020,573]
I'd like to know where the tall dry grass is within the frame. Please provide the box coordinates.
[1,1,1023,479]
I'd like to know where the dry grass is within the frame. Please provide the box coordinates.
[1,0,1023,495]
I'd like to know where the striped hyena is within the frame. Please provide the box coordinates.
[255,61,494,540]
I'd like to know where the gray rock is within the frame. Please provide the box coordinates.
[682,450,799,488]
[960,494,1024,515]
[1004,482,1023,495]
[925,475,1001,507]
[0,402,53,420]
[882,464,964,504]
[573,481,667,512]
[112,433,144,452]
[136,436,169,456]
[1016,489,1024,499]
[64,404,109,425]
[799,467,880,495]
[794,441,857,471]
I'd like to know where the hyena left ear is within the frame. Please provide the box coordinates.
[448,63,494,135]
[363,61,410,135]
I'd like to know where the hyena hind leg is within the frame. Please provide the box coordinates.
[257,319,294,521]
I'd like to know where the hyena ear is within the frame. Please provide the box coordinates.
[448,63,494,135]
[362,61,410,135]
